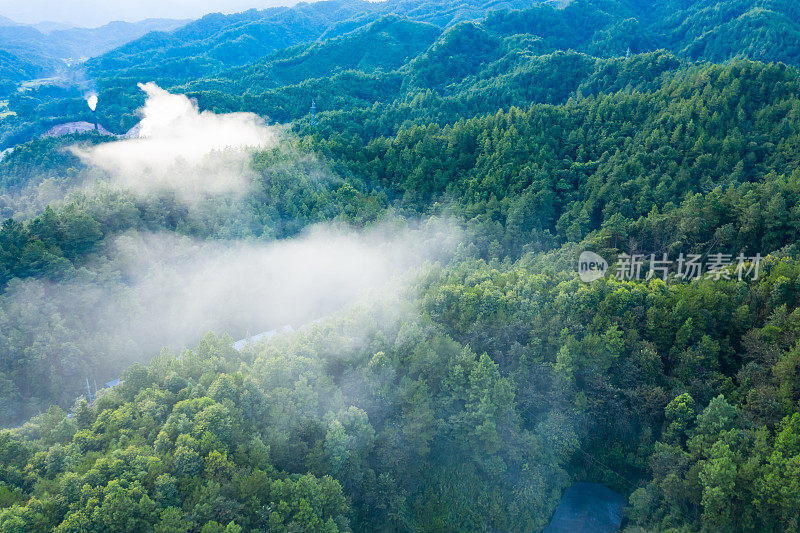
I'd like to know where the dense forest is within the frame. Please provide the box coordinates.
[1,0,800,531]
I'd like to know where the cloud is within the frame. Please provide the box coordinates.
[72,82,279,201]
[109,221,456,344]
[0,220,462,380]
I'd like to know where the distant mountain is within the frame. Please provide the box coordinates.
[197,15,442,94]
[378,0,541,26]
[165,0,800,132]
[0,49,55,82]
[0,26,63,82]
[49,18,191,58]
[30,21,76,33]
[8,0,800,143]
[89,1,378,80]
[88,0,543,84]
[0,18,190,62]
[87,0,800,100]
[0,17,191,86]
[87,0,800,99]
[649,0,800,64]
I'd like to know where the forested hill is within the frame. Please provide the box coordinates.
[0,18,190,83]
[1,0,800,531]
[89,0,800,86]
[85,0,542,86]
[10,0,799,143]
[87,1,376,80]
[3,0,799,148]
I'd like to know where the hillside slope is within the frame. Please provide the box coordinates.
[1,1,800,532]
[88,1,377,82]
[0,18,189,70]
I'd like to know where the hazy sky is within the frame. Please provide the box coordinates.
[0,0,310,27]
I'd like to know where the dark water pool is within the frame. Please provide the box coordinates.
[544,482,625,533]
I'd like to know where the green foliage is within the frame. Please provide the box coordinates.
[2,0,800,531]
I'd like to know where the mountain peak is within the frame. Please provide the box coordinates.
[0,14,18,27]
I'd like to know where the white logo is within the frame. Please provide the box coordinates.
[578,251,608,282]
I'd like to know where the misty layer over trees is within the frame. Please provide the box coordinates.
[0,0,800,532]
